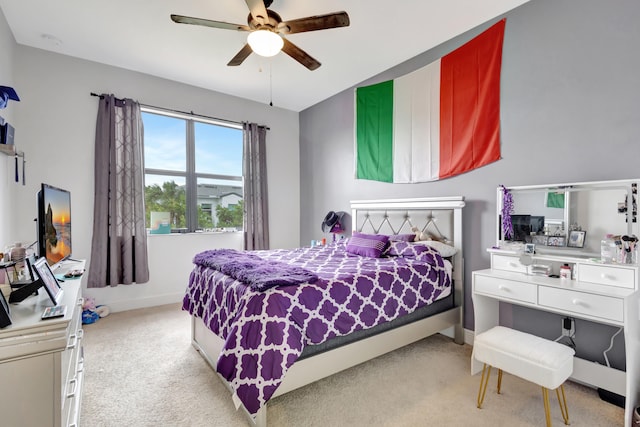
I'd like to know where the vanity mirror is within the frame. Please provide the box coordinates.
[497,179,639,256]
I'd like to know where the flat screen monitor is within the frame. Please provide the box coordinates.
[37,183,72,267]
[530,216,545,234]
[510,214,531,242]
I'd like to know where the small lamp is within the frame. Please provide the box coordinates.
[247,30,284,57]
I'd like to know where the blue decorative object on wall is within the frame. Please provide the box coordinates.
[0,86,20,109]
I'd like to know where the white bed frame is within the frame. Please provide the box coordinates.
[190,197,465,427]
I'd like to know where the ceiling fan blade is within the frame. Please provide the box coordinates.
[227,44,254,66]
[281,38,321,71]
[279,12,350,34]
[171,14,250,32]
[244,0,270,26]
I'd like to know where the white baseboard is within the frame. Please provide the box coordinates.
[87,291,184,313]
[464,328,474,345]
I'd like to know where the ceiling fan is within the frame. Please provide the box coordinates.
[171,0,350,71]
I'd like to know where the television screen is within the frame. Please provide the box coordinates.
[38,183,72,266]
[510,214,531,242]
[530,216,545,234]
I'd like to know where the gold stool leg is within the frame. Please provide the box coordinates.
[477,364,492,408]
[542,387,552,427]
[497,369,503,394]
[556,384,570,425]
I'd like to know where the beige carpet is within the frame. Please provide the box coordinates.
[80,303,624,426]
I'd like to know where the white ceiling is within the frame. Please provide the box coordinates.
[0,0,529,112]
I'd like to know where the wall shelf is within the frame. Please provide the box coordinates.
[0,144,15,156]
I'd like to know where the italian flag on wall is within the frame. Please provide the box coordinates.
[355,19,505,183]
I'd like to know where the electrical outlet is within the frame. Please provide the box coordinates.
[562,317,575,337]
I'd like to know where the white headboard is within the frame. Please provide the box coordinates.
[350,196,465,284]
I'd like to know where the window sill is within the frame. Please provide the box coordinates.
[147,230,243,237]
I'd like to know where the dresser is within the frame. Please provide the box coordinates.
[0,260,85,427]
[472,179,640,427]
[473,248,640,427]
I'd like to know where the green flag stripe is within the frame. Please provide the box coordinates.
[356,80,394,182]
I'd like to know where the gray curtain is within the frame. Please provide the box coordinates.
[243,122,269,250]
[88,94,149,288]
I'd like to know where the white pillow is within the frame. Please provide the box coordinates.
[420,240,458,258]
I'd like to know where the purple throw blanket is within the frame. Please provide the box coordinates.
[183,241,451,417]
[193,249,318,291]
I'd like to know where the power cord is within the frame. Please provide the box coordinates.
[603,327,623,368]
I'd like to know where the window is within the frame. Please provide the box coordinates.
[142,107,244,233]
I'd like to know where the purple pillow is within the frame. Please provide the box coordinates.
[388,233,415,242]
[346,232,390,258]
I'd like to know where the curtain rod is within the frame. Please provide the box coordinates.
[89,92,269,130]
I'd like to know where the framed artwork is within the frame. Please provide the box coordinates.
[547,236,566,247]
[568,230,587,248]
[524,243,536,254]
[32,257,63,305]
[532,235,548,246]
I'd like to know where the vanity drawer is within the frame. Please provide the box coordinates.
[491,254,527,273]
[474,275,537,304]
[578,264,635,289]
[538,287,624,323]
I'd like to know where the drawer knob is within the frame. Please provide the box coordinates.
[66,377,78,398]
[498,285,510,292]
[600,273,615,281]
[67,333,78,350]
[571,298,584,307]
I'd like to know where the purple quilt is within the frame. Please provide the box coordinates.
[182,239,452,417]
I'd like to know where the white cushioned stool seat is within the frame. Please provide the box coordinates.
[474,326,575,426]
[474,326,575,390]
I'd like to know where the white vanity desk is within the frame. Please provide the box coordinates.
[472,180,640,427]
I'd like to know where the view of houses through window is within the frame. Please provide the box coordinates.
[141,108,244,233]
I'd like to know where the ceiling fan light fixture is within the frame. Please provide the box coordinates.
[247,30,283,57]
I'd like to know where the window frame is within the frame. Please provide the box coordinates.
[141,106,244,233]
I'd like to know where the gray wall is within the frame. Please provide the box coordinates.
[299,0,640,369]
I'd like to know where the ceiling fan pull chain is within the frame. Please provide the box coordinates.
[269,62,273,107]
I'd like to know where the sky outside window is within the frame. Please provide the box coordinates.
[142,112,186,172]
[195,122,243,176]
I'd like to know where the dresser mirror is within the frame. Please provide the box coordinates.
[497,179,639,256]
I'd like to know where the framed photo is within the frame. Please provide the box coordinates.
[0,289,11,328]
[32,257,63,305]
[524,243,536,254]
[547,235,566,247]
[568,230,587,248]
[532,235,548,246]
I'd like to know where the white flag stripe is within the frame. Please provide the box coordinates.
[392,74,412,183]
[414,61,440,182]
[392,60,441,183]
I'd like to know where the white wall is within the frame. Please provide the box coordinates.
[0,7,16,266]
[5,44,300,312]
[84,232,244,312]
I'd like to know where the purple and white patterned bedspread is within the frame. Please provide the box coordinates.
[182,240,451,416]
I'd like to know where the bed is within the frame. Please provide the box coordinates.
[183,197,465,427]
